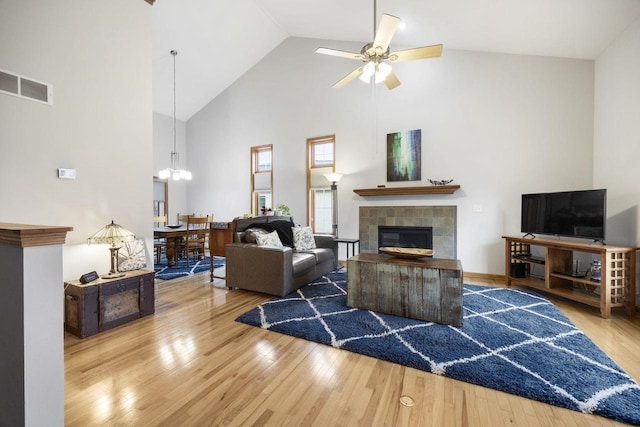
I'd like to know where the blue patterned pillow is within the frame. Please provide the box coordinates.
[256,230,283,248]
[293,226,316,250]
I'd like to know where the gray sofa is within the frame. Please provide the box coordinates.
[225,216,338,297]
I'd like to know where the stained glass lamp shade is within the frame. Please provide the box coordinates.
[87,220,136,279]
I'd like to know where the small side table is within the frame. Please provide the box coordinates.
[335,237,360,259]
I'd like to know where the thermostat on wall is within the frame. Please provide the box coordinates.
[58,168,76,179]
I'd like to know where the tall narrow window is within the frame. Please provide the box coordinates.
[307,135,335,233]
[251,145,273,216]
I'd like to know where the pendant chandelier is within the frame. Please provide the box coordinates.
[158,50,192,181]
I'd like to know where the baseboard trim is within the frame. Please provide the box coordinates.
[463,272,506,283]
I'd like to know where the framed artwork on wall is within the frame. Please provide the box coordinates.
[117,238,147,272]
[387,129,421,182]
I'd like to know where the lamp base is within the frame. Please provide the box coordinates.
[101,245,125,279]
[101,272,126,280]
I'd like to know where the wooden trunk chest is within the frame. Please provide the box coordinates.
[347,253,463,326]
[64,269,155,338]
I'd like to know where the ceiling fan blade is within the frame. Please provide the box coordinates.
[332,66,364,88]
[368,13,400,56]
[316,47,364,61]
[384,71,401,90]
[388,44,443,62]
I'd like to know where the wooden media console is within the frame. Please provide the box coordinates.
[503,236,636,318]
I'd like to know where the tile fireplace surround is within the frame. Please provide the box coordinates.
[359,206,457,259]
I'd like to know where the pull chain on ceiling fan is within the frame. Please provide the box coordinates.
[316,0,443,90]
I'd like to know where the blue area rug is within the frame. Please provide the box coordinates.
[236,271,640,425]
[154,256,224,281]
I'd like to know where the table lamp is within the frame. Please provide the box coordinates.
[87,220,136,279]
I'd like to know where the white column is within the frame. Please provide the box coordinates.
[0,223,72,427]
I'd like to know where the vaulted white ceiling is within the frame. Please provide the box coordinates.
[152,0,640,121]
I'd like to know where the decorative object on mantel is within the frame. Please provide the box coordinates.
[387,129,421,182]
[428,179,454,186]
[353,184,460,196]
[379,247,435,259]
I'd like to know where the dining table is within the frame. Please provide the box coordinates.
[153,225,190,266]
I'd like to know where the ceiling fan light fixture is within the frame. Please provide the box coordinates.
[375,62,392,83]
[359,61,376,83]
[315,0,442,90]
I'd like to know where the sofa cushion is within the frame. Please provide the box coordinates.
[244,227,268,244]
[297,247,334,264]
[245,220,295,248]
[291,253,316,275]
[256,230,284,248]
[293,226,316,250]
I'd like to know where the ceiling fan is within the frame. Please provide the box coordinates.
[316,1,443,90]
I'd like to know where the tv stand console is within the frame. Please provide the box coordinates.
[503,236,636,318]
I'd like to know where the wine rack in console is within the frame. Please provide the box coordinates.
[503,236,636,318]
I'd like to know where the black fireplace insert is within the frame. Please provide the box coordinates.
[378,226,433,251]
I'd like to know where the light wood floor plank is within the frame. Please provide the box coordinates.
[64,272,639,426]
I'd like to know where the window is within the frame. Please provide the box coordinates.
[251,145,273,216]
[311,142,334,167]
[153,177,168,218]
[307,135,335,234]
[312,188,333,233]
[255,149,272,172]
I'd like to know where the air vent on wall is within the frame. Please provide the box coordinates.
[0,69,52,105]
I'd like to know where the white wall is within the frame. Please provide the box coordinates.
[594,15,640,247]
[594,15,640,303]
[0,0,153,280]
[186,37,595,275]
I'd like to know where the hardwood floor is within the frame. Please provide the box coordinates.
[64,271,640,426]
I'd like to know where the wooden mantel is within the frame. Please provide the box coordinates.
[353,185,460,196]
[0,223,73,247]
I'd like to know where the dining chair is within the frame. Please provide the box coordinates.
[174,213,194,259]
[204,213,213,257]
[185,215,210,266]
[153,215,168,264]
[177,213,192,224]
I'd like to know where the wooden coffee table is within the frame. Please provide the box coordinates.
[346,253,463,326]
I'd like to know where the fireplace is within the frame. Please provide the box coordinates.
[378,226,433,251]
[359,206,457,259]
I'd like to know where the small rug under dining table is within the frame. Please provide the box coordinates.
[154,256,225,281]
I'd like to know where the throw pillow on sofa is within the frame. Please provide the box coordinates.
[256,230,284,248]
[244,227,269,244]
[293,226,316,250]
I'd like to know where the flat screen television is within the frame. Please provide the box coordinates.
[521,189,607,241]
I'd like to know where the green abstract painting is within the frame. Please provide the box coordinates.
[387,129,421,181]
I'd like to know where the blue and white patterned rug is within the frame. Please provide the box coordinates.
[154,256,225,281]
[236,271,640,425]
